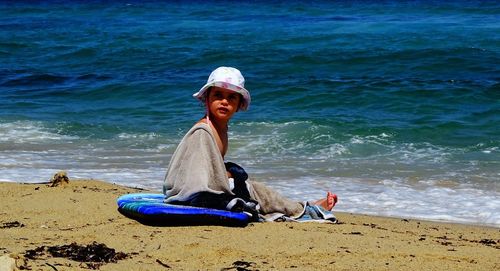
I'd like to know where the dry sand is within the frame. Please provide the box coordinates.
[1,179,498,270]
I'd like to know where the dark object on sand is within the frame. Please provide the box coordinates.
[24,242,127,269]
[0,221,25,228]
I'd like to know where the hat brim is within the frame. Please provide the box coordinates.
[193,81,251,111]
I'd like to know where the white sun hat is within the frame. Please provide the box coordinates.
[193,67,251,111]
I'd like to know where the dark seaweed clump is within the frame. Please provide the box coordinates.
[0,221,24,228]
[25,242,127,269]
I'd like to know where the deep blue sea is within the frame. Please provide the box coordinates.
[1,0,499,226]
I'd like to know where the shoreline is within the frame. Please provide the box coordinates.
[337,212,500,230]
[6,178,498,229]
[1,179,499,270]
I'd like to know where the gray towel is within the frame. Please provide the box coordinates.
[163,123,305,220]
[163,123,232,202]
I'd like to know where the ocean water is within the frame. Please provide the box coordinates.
[1,0,499,226]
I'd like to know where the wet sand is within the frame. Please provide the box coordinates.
[1,179,498,270]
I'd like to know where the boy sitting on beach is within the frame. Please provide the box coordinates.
[163,67,337,222]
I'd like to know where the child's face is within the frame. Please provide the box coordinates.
[207,87,241,122]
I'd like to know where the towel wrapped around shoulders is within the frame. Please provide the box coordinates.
[163,123,315,221]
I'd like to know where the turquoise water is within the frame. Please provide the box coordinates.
[1,1,499,226]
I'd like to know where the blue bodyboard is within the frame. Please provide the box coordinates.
[117,193,250,227]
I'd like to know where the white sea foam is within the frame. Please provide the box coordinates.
[117,132,161,140]
[264,176,500,227]
[482,146,498,154]
[0,121,79,144]
[0,120,172,190]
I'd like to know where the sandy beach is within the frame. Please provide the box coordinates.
[0,178,498,271]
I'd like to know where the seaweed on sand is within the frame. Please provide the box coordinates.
[24,242,128,269]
